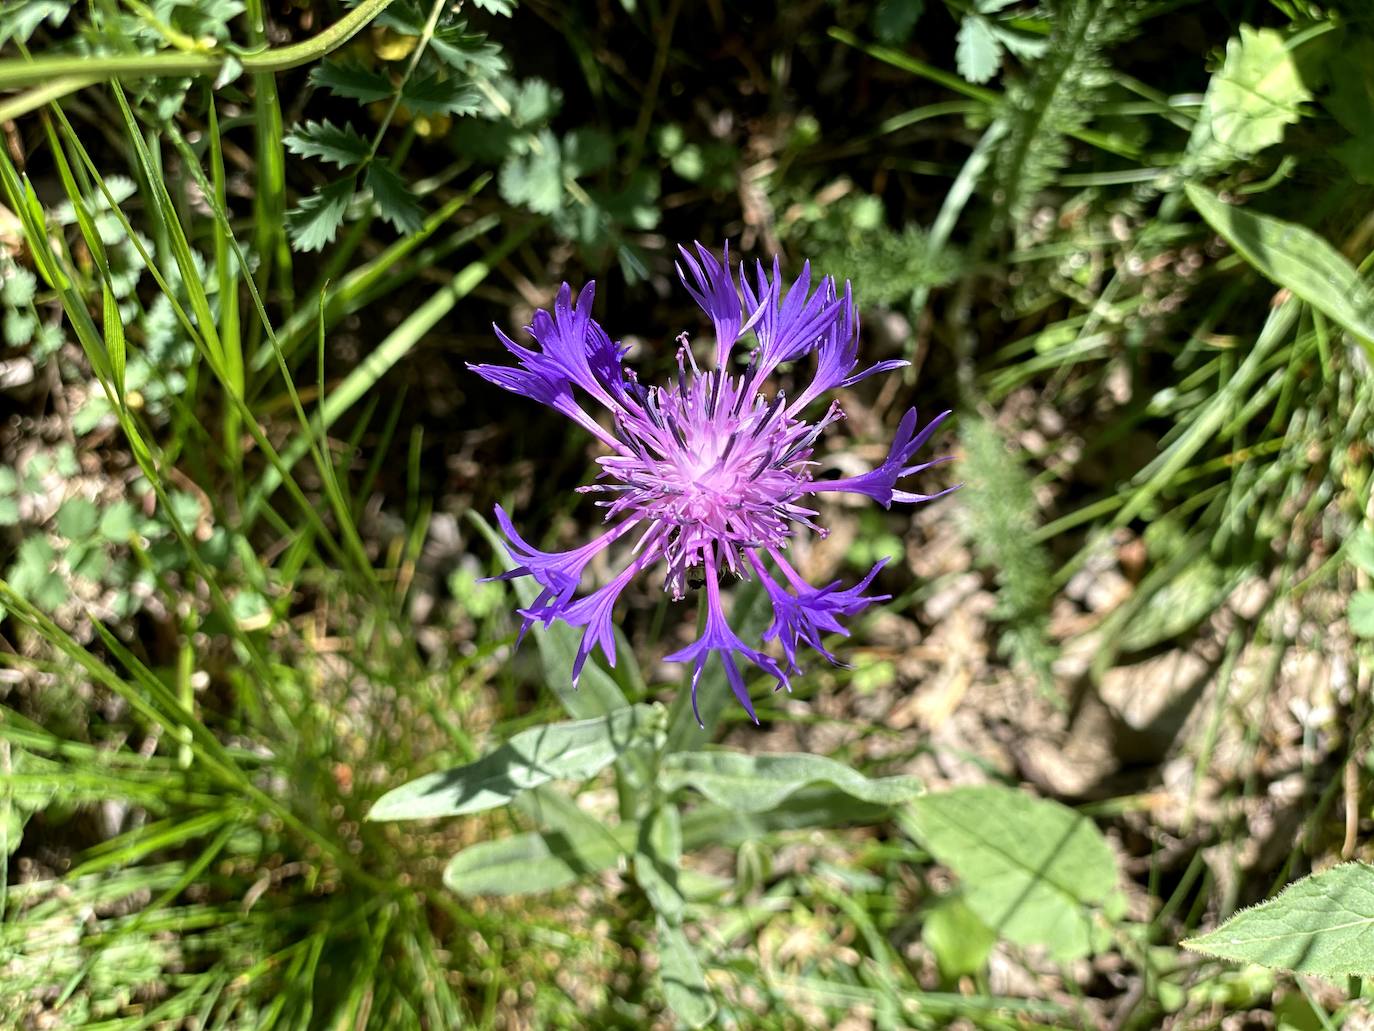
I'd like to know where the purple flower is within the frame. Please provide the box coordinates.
[469,243,956,724]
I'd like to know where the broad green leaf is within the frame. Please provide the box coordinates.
[1186,184,1374,358]
[368,705,658,821]
[445,788,633,897]
[657,916,716,1029]
[1203,26,1310,156]
[901,785,1122,962]
[635,804,685,925]
[56,498,98,540]
[284,120,370,168]
[955,15,1002,85]
[922,894,997,979]
[1184,862,1374,978]
[469,511,629,720]
[660,751,923,814]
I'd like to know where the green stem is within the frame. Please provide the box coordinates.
[0,0,398,89]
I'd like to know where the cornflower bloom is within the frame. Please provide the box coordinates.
[470,244,955,724]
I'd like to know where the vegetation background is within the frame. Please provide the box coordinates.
[0,0,1372,1027]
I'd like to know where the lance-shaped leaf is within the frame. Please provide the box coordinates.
[368,704,658,821]
[657,916,716,1029]
[660,751,923,814]
[1186,183,1374,360]
[901,785,1123,962]
[635,804,685,925]
[445,790,634,896]
[1184,862,1374,978]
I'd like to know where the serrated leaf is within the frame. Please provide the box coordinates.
[310,60,393,103]
[284,120,370,169]
[56,498,98,540]
[99,501,136,540]
[366,163,424,233]
[901,785,1121,962]
[0,0,68,47]
[660,752,923,814]
[1351,591,1374,639]
[288,178,356,252]
[1203,26,1310,156]
[1186,184,1374,357]
[401,73,482,117]
[1184,862,1374,978]
[956,15,1003,85]
[471,0,515,14]
[499,135,563,215]
[370,705,658,821]
[658,916,716,1029]
[511,78,561,127]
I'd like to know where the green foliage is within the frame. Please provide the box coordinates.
[658,751,923,813]
[1186,183,1374,360]
[902,785,1124,962]
[958,417,1056,685]
[1184,863,1374,979]
[989,0,1140,234]
[788,192,961,307]
[1195,26,1311,159]
[954,0,1049,85]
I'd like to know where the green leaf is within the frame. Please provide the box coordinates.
[2,265,36,306]
[498,131,563,215]
[99,500,137,540]
[922,894,997,979]
[0,498,18,526]
[444,807,635,896]
[369,705,659,821]
[1184,862,1374,978]
[468,511,629,719]
[1351,591,1374,639]
[901,785,1122,962]
[56,498,98,540]
[956,15,1003,85]
[287,177,356,253]
[660,751,923,814]
[1202,26,1310,156]
[0,0,68,47]
[366,163,424,234]
[401,73,482,117]
[563,128,614,179]
[1348,527,1374,577]
[510,78,562,127]
[3,308,34,348]
[635,804,685,925]
[657,916,717,1029]
[310,60,394,103]
[284,120,370,169]
[1186,184,1374,358]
